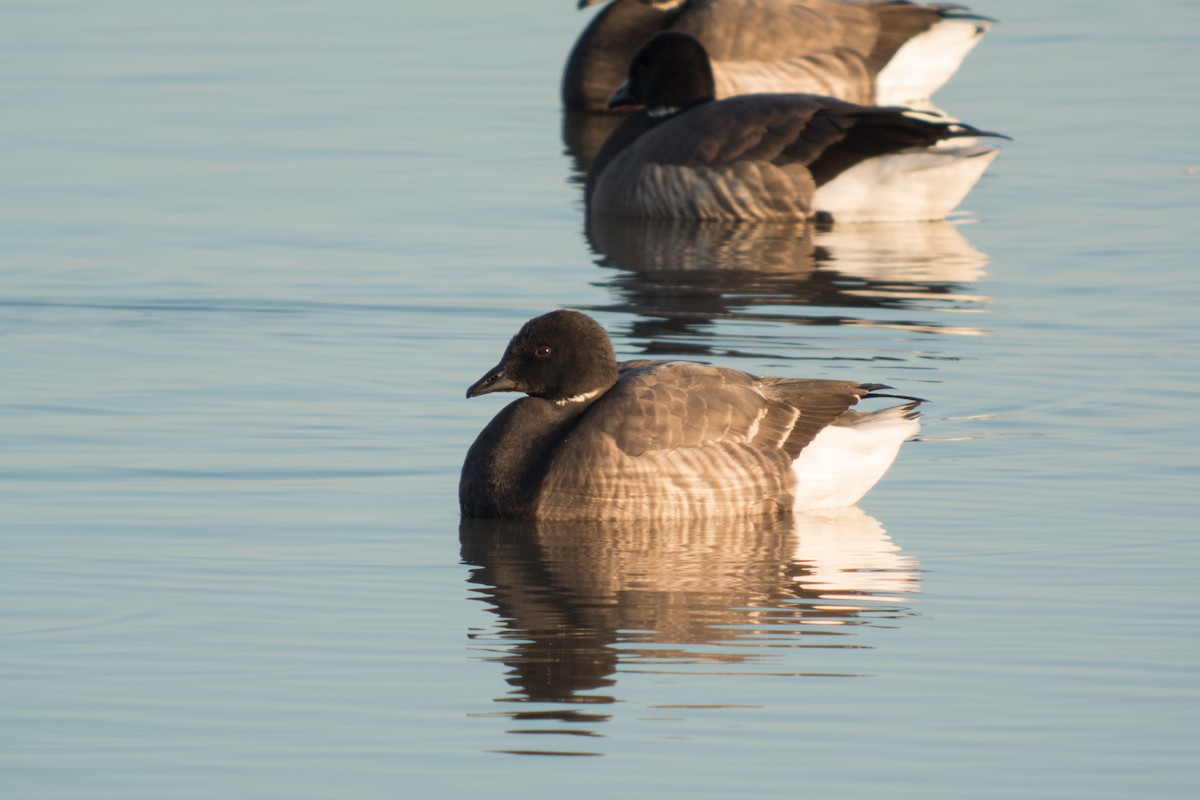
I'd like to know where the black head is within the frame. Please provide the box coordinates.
[607,31,716,112]
[466,310,620,403]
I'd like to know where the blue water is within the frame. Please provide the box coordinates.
[2,1,1198,798]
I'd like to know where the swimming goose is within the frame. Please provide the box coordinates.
[563,0,993,112]
[460,310,922,520]
[586,31,1003,222]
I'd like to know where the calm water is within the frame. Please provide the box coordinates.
[2,1,1198,797]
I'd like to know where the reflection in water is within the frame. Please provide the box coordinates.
[582,215,991,353]
[461,508,918,755]
[563,110,626,177]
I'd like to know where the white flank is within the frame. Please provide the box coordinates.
[875,18,990,105]
[790,407,920,510]
[812,145,998,222]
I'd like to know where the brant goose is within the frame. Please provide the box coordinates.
[563,0,993,112]
[460,310,922,520]
[586,31,1004,222]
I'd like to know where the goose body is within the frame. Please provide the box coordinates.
[586,31,1002,222]
[460,310,921,521]
[563,0,992,112]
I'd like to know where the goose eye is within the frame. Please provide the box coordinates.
[535,346,552,358]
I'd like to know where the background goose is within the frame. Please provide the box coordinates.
[586,31,1004,222]
[563,0,993,112]
[460,310,922,521]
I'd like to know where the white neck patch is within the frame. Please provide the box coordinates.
[554,388,602,407]
[648,105,681,118]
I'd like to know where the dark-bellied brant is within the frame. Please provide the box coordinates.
[563,0,993,112]
[460,310,922,520]
[586,31,1004,222]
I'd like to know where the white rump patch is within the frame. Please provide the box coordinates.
[875,17,991,105]
[813,146,999,222]
[790,408,920,510]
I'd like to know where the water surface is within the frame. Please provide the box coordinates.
[2,1,1198,798]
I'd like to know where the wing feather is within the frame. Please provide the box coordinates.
[533,362,869,519]
[672,0,881,62]
[591,95,918,220]
[593,93,989,220]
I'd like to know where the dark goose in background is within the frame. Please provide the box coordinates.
[586,31,1004,222]
[563,0,993,112]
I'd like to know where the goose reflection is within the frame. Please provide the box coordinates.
[582,215,991,352]
[460,507,918,750]
[563,110,627,177]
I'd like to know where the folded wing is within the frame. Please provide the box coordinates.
[535,361,866,519]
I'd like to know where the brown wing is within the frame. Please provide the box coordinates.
[712,50,876,105]
[534,362,866,519]
[628,95,847,168]
[757,377,872,456]
[673,0,881,62]
[606,363,867,456]
[590,96,836,219]
[591,95,984,218]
